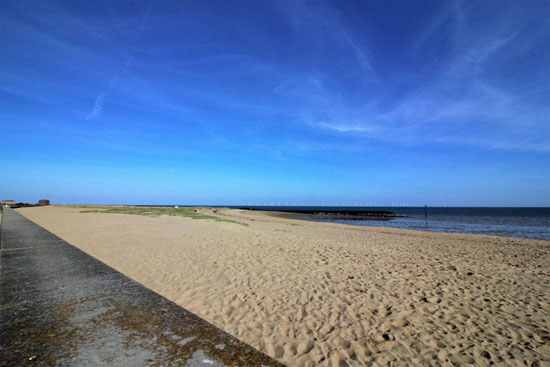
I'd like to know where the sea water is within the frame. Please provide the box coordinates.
[236,206,550,241]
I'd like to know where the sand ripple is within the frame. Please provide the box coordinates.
[18,206,550,367]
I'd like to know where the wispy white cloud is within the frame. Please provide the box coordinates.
[275,0,378,82]
[83,3,151,121]
[6,0,546,155]
[317,122,374,133]
[85,93,104,120]
[339,28,378,81]
[276,1,550,153]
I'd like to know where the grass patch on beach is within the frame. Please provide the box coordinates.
[79,206,247,226]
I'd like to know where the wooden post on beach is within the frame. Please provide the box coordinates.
[424,205,428,227]
[424,205,428,228]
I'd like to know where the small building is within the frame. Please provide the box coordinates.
[2,200,15,207]
[38,200,50,206]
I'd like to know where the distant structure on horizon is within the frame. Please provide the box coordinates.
[1,199,50,208]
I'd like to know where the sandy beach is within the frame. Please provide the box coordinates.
[15,206,550,367]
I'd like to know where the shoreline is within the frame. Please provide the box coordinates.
[258,209,550,242]
[261,210,550,241]
[15,206,550,366]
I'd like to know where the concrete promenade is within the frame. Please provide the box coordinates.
[0,208,284,367]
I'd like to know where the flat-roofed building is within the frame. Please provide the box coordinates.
[38,200,50,206]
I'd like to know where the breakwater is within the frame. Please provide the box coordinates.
[238,207,406,220]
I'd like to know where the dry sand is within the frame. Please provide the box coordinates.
[16,206,550,367]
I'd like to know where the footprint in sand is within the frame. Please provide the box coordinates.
[212,272,231,287]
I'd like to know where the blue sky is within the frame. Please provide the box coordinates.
[1,0,549,206]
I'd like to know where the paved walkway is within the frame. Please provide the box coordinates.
[0,208,284,367]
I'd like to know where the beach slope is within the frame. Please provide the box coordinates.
[16,206,550,367]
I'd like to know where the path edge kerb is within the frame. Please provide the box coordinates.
[9,207,214,327]
[1,208,285,367]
